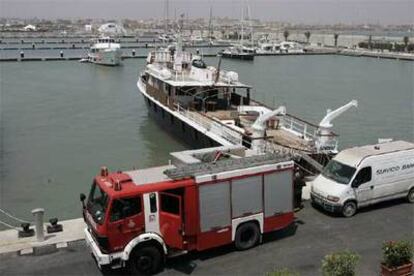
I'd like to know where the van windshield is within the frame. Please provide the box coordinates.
[322,160,356,185]
[87,181,109,224]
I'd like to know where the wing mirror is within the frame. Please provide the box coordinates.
[80,193,86,209]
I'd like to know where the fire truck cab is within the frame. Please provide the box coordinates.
[81,150,295,274]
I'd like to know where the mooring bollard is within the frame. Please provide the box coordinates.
[60,51,64,58]
[31,208,45,242]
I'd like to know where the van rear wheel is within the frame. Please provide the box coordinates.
[407,188,414,203]
[235,222,260,251]
[342,201,357,217]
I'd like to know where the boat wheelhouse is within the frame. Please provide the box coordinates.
[137,40,357,172]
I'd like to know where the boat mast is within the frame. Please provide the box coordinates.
[240,2,244,46]
[208,6,213,40]
[164,0,169,33]
[247,2,253,46]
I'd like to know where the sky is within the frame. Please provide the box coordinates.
[0,0,413,25]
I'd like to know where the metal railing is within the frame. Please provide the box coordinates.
[279,115,317,140]
[175,104,244,145]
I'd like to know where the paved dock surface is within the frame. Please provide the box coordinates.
[1,200,412,275]
[0,218,85,256]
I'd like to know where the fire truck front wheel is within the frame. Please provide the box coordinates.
[235,222,260,251]
[128,246,163,275]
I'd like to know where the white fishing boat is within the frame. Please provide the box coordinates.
[256,41,304,54]
[87,37,122,66]
[279,41,304,53]
[137,32,358,172]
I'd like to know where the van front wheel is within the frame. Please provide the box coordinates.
[407,188,414,203]
[342,201,357,217]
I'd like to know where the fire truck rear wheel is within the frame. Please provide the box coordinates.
[235,222,260,251]
[129,246,163,275]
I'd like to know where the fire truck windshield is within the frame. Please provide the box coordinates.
[87,181,109,224]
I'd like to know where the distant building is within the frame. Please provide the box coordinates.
[84,24,92,32]
[23,24,36,31]
[98,23,125,35]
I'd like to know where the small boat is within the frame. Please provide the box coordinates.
[79,58,89,63]
[87,37,122,66]
[221,45,255,60]
[279,41,304,54]
[256,41,304,55]
[221,3,255,60]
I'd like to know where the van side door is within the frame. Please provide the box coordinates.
[351,167,373,206]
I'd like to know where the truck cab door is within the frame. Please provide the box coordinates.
[352,167,373,206]
[106,196,145,252]
[159,192,184,250]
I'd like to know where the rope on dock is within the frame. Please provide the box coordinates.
[0,220,21,231]
[0,208,30,223]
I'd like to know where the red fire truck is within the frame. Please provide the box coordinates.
[80,153,295,274]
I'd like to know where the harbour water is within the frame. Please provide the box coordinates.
[0,56,412,223]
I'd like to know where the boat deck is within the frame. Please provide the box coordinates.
[204,109,314,151]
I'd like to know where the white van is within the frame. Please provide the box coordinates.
[311,140,414,217]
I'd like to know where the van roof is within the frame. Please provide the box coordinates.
[334,140,414,167]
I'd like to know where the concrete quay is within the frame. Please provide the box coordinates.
[0,200,412,275]
[0,53,219,62]
[338,49,414,61]
[0,218,85,257]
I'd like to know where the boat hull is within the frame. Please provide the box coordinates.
[221,52,254,60]
[88,49,122,66]
[139,84,221,149]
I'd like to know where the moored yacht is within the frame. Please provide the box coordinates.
[88,37,122,66]
[256,41,304,55]
[221,45,255,60]
[137,36,357,171]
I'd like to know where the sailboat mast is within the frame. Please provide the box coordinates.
[247,3,253,46]
[208,6,213,39]
[240,3,244,46]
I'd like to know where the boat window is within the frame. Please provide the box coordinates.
[110,196,142,222]
[322,160,356,185]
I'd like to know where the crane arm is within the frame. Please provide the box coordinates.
[251,106,286,131]
[319,100,358,128]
